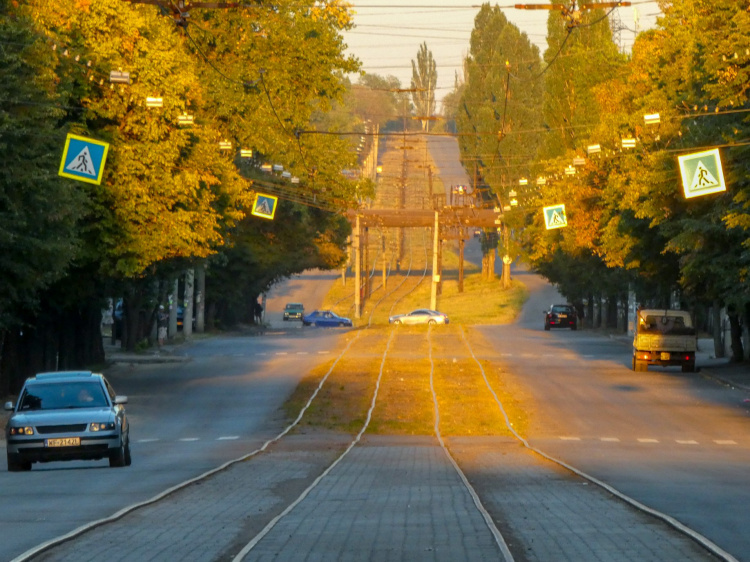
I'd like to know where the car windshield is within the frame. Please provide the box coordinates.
[286,304,302,310]
[19,381,109,411]
[551,306,572,314]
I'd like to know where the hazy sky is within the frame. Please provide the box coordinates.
[341,1,662,109]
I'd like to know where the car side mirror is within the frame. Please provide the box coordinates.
[114,395,128,405]
[4,401,14,411]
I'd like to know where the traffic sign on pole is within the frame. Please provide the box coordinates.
[251,193,278,220]
[543,204,567,230]
[58,134,109,185]
[678,148,726,199]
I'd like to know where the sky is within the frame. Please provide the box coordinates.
[341,1,663,110]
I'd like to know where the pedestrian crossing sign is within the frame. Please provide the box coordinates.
[678,148,726,199]
[543,204,567,230]
[251,193,278,220]
[58,134,109,185]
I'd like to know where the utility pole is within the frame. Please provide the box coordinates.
[354,216,361,319]
[458,233,465,293]
[430,211,439,310]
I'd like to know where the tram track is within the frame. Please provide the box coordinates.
[17,319,734,560]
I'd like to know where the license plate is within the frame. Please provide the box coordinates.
[660,352,671,360]
[559,314,567,318]
[46,437,80,447]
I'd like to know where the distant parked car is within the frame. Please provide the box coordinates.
[389,309,449,326]
[283,303,305,321]
[4,371,131,471]
[544,304,577,331]
[302,310,352,328]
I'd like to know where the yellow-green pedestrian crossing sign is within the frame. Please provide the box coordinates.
[59,134,109,185]
[251,193,278,220]
[678,148,726,199]
[543,204,567,230]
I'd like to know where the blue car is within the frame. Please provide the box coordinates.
[302,310,352,328]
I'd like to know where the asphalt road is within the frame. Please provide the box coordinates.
[477,268,750,560]
[0,327,348,561]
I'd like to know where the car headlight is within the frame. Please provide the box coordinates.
[90,422,116,432]
[9,426,34,436]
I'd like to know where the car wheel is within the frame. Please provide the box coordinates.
[634,359,648,372]
[395,320,402,325]
[109,440,127,468]
[544,323,550,331]
[428,319,436,325]
[124,439,132,466]
[7,453,31,472]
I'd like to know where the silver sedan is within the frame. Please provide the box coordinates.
[389,309,449,325]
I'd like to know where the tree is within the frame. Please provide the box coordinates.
[411,42,437,131]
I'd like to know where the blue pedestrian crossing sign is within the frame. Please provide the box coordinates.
[251,193,278,220]
[59,134,110,185]
[678,148,726,199]
[543,204,567,230]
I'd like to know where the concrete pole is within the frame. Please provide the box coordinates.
[168,278,178,340]
[364,227,370,300]
[354,215,361,319]
[458,235,464,293]
[431,211,439,311]
[195,263,205,333]
[184,269,194,339]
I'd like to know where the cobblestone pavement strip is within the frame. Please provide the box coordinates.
[32,433,720,562]
[448,436,719,562]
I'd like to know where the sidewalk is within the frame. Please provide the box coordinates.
[103,339,191,365]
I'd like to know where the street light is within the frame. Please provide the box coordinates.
[177,113,194,126]
[109,70,130,84]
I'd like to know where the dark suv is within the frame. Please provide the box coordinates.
[283,303,305,321]
[544,304,578,331]
[4,371,130,471]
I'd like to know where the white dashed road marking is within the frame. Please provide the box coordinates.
[715,440,737,445]
[559,436,581,441]
[179,437,200,442]
[676,440,699,445]
[217,436,240,441]
[600,437,620,442]
[637,438,660,443]
[137,438,159,443]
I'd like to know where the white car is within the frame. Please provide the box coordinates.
[389,309,449,325]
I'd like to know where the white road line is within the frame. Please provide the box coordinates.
[714,440,738,445]
[179,437,199,442]
[217,436,240,441]
[276,352,288,356]
[600,437,620,442]
[296,352,308,355]
[637,438,659,443]
[559,436,581,441]
[676,440,699,445]
[317,350,329,354]
[257,352,267,356]
[137,438,159,443]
